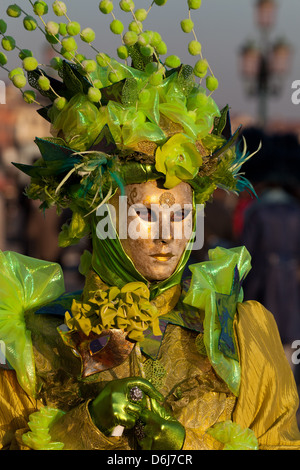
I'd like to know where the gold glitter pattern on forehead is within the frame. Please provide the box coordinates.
[159,192,176,207]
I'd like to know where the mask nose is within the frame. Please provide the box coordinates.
[157,210,174,242]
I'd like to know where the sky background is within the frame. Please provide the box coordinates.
[0,0,300,123]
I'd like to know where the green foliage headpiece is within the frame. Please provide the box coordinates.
[1,0,257,246]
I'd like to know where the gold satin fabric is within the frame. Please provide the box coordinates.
[0,300,300,450]
[233,300,300,449]
[0,370,39,450]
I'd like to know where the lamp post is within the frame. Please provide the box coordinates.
[239,0,292,128]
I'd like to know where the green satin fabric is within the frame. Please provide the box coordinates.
[183,245,252,396]
[91,196,196,301]
[0,251,65,398]
[22,407,66,450]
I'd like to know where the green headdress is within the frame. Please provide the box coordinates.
[1,0,257,247]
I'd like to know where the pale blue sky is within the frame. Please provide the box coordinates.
[1,0,300,122]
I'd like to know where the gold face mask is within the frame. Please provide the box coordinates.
[109,180,193,282]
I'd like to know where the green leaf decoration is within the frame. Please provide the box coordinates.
[100,79,126,105]
[212,104,229,136]
[61,61,84,96]
[177,64,195,97]
[209,126,241,160]
[58,211,90,247]
[127,43,153,71]
[36,104,52,123]
[27,68,69,101]
[34,137,77,162]
[121,77,139,107]
[189,175,216,204]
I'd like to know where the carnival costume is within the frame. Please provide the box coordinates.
[0,0,300,450]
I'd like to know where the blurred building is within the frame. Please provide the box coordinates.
[0,84,89,291]
[231,112,300,140]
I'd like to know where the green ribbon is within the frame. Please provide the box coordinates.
[0,251,65,397]
[183,246,252,396]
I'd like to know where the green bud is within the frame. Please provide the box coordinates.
[188,0,202,9]
[195,93,208,107]
[38,75,51,91]
[154,0,168,5]
[150,32,162,47]
[180,19,194,33]
[12,74,27,88]
[119,0,135,12]
[52,1,67,16]
[50,56,63,69]
[23,90,36,104]
[9,67,24,80]
[138,32,150,46]
[54,96,67,110]
[99,0,114,14]
[19,49,33,60]
[6,4,21,18]
[23,57,39,71]
[0,20,7,35]
[0,52,8,65]
[155,40,167,55]
[80,27,96,43]
[61,36,77,52]
[117,45,129,59]
[149,71,163,86]
[23,16,38,31]
[135,9,148,22]
[145,62,165,77]
[82,59,97,73]
[88,87,102,102]
[1,36,16,51]
[60,47,74,60]
[140,45,154,57]
[145,30,153,42]
[33,1,48,16]
[165,55,181,68]
[46,33,59,44]
[67,21,81,36]
[74,53,86,63]
[206,75,219,92]
[108,70,122,83]
[46,21,59,36]
[96,53,111,67]
[145,62,160,75]
[194,58,208,77]
[93,79,103,89]
[59,22,67,36]
[123,31,138,46]
[110,19,124,35]
[188,40,202,56]
[128,21,142,33]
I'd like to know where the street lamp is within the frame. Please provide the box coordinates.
[239,0,292,127]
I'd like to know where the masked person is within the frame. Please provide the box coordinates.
[1,0,300,451]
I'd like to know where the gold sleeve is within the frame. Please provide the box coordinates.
[0,369,131,450]
[233,300,300,449]
[0,370,38,450]
[49,400,131,450]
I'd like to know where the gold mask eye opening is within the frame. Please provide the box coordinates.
[89,334,110,356]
